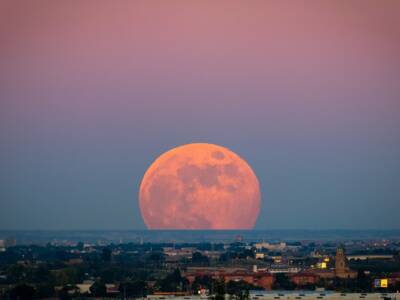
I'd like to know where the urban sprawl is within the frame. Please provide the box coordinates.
[0,236,399,300]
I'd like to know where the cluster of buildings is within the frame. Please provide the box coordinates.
[0,234,399,298]
[181,247,360,290]
[0,239,16,252]
[184,266,274,289]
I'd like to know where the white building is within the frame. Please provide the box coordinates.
[255,242,286,251]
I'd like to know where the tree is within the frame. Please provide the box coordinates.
[5,265,25,283]
[213,279,226,300]
[272,273,295,290]
[58,287,71,300]
[102,248,112,262]
[35,284,55,299]
[77,242,84,251]
[147,251,165,266]
[157,269,189,292]
[90,280,107,297]
[52,267,82,286]
[355,270,371,292]
[32,266,51,283]
[192,252,209,265]
[119,280,147,298]
[238,249,255,259]
[219,253,229,263]
[226,281,254,300]
[10,284,36,300]
[192,275,213,292]
[99,266,126,282]
[58,285,78,300]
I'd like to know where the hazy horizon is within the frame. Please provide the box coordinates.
[2,228,400,245]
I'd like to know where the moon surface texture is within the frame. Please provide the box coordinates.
[139,143,261,229]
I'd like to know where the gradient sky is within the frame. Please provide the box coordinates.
[1,0,399,230]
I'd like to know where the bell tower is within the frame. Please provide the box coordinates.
[335,246,348,274]
[335,246,357,279]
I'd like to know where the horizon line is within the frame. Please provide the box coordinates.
[1,228,400,232]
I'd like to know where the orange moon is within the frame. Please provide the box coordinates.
[139,143,261,229]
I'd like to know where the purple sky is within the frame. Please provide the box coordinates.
[1,0,399,230]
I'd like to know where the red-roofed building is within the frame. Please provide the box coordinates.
[184,267,274,290]
[291,273,318,286]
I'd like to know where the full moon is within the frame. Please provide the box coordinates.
[139,143,261,229]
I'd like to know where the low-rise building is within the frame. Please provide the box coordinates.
[184,267,274,290]
[291,272,318,286]
[347,254,394,261]
[268,264,300,274]
[255,253,265,259]
[76,283,92,294]
[254,242,286,252]
[105,283,119,295]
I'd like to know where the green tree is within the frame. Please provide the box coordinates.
[355,270,371,292]
[52,268,82,286]
[77,242,84,251]
[102,248,112,262]
[6,265,25,283]
[90,280,107,297]
[58,286,73,300]
[147,251,165,267]
[272,273,295,290]
[35,284,55,299]
[32,266,51,283]
[226,281,254,300]
[10,284,36,300]
[192,252,209,265]
[119,280,148,298]
[192,275,213,292]
[238,249,255,259]
[157,269,189,292]
[213,279,226,300]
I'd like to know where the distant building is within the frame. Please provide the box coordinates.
[309,269,335,279]
[335,246,357,279]
[268,264,300,274]
[76,283,92,294]
[66,258,84,265]
[5,239,16,247]
[255,253,265,259]
[254,242,286,252]
[105,283,119,295]
[291,272,318,286]
[306,247,357,280]
[347,254,394,261]
[184,267,274,290]
[235,235,244,242]
[388,272,400,287]
[163,247,196,258]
